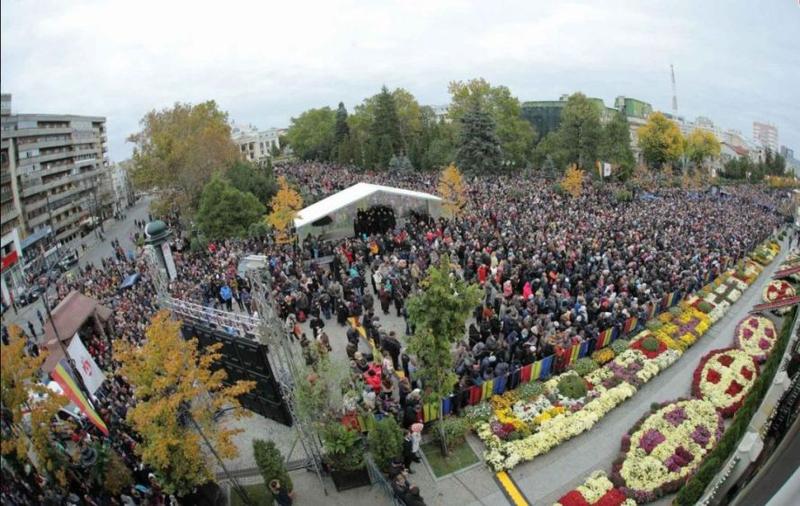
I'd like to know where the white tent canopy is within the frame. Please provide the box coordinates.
[294,182,442,240]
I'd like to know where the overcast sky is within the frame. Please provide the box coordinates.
[2,0,798,161]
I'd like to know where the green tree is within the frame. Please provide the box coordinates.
[406,255,481,453]
[114,311,255,497]
[286,107,337,160]
[557,93,602,170]
[599,110,635,179]
[637,112,684,169]
[196,175,266,240]
[369,86,404,168]
[685,130,721,170]
[253,439,292,502]
[367,417,404,470]
[455,100,503,175]
[127,100,240,215]
[334,102,350,146]
[448,78,536,167]
[226,160,277,204]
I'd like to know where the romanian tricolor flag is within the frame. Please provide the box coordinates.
[597,328,614,348]
[623,317,638,335]
[51,359,109,436]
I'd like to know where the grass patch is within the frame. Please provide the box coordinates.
[421,440,479,478]
[230,483,272,506]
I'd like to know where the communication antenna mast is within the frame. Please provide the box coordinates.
[671,64,678,114]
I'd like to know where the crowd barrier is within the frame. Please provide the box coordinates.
[353,288,689,429]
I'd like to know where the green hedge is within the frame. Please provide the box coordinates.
[674,307,797,505]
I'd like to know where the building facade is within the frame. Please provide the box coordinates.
[753,121,778,153]
[231,123,280,164]
[1,94,110,249]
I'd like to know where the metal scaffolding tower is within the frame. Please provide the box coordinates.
[246,264,329,495]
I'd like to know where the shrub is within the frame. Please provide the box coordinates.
[557,374,588,400]
[517,381,544,400]
[669,306,683,316]
[611,339,630,355]
[367,417,404,470]
[642,336,660,352]
[253,439,293,496]
[569,357,599,377]
[432,416,471,449]
[615,189,633,203]
[646,319,663,331]
[697,301,714,314]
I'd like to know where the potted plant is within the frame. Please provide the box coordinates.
[320,423,370,491]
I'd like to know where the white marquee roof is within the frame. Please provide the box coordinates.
[294,182,441,229]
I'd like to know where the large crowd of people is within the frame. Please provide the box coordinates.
[1,160,791,505]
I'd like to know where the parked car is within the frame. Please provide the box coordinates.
[16,285,43,306]
[58,250,79,272]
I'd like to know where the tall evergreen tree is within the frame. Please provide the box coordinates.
[599,111,635,179]
[456,101,503,175]
[369,86,403,168]
[334,102,350,145]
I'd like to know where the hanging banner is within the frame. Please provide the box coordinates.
[51,359,109,436]
[66,333,106,395]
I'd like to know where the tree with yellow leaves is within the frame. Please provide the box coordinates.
[267,176,304,244]
[560,164,586,198]
[437,163,467,217]
[1,325,70,486]
[114,311,255,497]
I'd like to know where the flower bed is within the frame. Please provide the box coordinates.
[733,315,778,363]
[473,241,777,472]
[650,307,710,351]
[611,399,724,504]
[554,471,635,506]
[691,348,759,418]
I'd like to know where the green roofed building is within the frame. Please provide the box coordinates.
[521,94,621,141]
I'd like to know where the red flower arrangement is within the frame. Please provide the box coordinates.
[692,348,759,418]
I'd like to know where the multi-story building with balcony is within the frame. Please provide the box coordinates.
[1,94,110,246]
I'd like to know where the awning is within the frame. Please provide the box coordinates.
[41,291,112,372]
[21,227,52,250]
[119,273,140,289]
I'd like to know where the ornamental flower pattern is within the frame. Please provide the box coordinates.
[691,348,759,418]
[612,399,723,504]
[762,279,795,304]
[553,470,636,506]
[734,315,778,363]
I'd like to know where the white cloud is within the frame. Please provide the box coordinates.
[2,0,798,159]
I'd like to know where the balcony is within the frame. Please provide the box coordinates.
[21,168,101,198]
[1,205,19,224]
[17,136,73,150]
[1,187,13,204]
[11,126,74,137]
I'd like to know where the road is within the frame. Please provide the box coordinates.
[2,196,152,342]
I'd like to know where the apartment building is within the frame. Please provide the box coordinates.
[1,94,110,246]
[753,121,779,154]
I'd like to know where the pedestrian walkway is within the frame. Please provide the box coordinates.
[508,238,791,505]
